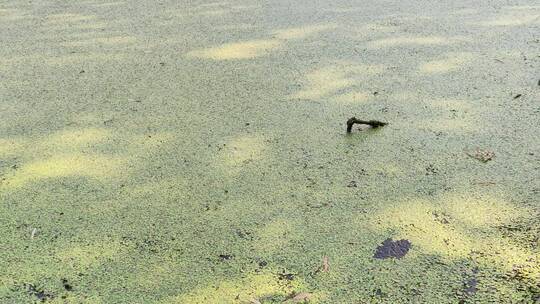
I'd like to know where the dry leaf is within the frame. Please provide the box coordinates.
[466,149,495,163]
[291,292,312,303]
[322,256,329,272]
[249,298,262,304]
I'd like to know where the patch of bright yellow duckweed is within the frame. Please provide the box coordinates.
[161,272,320,304]
[218,135,266,170]
[253,219,294,253]
[290,63,384,101]
[187,40,281,60]
[329,90,372,104]
[56,241,123,270]
[6,154,124,188]
[272,24,336,40]
[370,193,539,283]
[43,128,110,150]
[419,53,474,74]
[368,36,456,48]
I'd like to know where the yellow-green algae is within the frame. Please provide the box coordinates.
[1,0,539,303]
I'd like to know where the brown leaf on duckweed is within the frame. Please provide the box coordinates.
[322,256,329,272]
[466,149,495,163]
[291,292,312,303]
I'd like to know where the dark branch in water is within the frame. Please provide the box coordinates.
[346,117,388,133]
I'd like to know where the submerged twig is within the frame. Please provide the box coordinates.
[472,181,497,186]
[346,117,388,133]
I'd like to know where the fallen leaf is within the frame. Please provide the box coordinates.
[249,298,262,304]
[218,254,233,261]
[291,292,312,303]
[347,181,357,188]
[466,149,495,163]
[278,273,295,281]
[322,256,329,272]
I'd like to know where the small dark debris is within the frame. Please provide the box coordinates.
[433,211,450,224]
[11,164,18,169]
[159,62,165,66]
[236,230,253,240]
[278,273,295,281]
[425,164,438,175]
[61,279,72,291]
[374,238,411,259]
[134,238,161,254]
[513,94,522,99]
[258,260,267,268]
[375,288,386,297]
[347,180,358,188]
[25,284,54,302]
[219,254,233,261]
[245,122,250,126]
[373,91,379,95]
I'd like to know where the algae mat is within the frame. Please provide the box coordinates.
[1,0,539,303]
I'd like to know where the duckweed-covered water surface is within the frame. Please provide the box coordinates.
[1,0,539,303]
